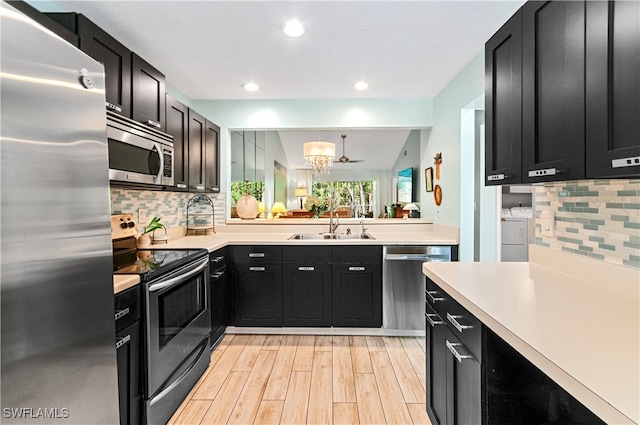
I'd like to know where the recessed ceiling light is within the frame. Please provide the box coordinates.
[283,19,305,37]
[354,81,369,91]
[242,82,259,92]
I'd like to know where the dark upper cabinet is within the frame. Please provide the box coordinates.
[586,0,640,178]
[204,120,221,193]
[132,53,165,131]
[522,0,586,183]
[485,9,523,186]
[76,14,132,117]
[165,94,189,191]
[188,109,206,192]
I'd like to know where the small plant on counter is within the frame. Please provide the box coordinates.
[142,216,164,234]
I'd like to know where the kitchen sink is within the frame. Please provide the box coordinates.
[288,233,375,240]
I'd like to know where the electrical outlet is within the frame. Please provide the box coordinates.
[541,210,554,237]
[138,208,146,225]
[436,208,441,219]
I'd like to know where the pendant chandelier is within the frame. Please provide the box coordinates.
[303,141,336,174]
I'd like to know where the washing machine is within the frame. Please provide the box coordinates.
[501,207,533,262]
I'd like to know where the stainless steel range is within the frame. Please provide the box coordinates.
[112,214,210,424]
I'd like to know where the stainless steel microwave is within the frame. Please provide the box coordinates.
[107,111,174,187]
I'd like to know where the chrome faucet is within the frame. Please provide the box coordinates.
[359,213,368,235]
[329,199,340,234]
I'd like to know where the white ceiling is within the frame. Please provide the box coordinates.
[37,0,525,170]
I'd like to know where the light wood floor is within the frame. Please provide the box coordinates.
[168,334,433,425]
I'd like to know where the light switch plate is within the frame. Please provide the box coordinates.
[541,210,554,237]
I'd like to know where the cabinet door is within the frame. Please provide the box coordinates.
[444,329,482,425]
[165,94,189,191]
[188,109,206,192]
[131,53,165,131]
[283,263,332,327]
[485,9,523,186]
[522,1,586,183]
[210,269,227,346]
[77,15,131,117]
[586,0,640,178]
[116,321,142,425]
[426,307,448,425]
[234,264,283,327]
[204,120,221,193]
[332,262,382,327]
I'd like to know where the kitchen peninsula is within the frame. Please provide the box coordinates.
[423,245,639,425]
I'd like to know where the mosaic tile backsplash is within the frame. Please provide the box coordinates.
[110,188,226,231]
[534,179,640,269]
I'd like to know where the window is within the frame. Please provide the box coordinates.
[311,181,374,218]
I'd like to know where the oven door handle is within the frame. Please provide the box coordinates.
[148,257,208,293]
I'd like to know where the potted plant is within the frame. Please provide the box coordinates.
[137,216,164,248]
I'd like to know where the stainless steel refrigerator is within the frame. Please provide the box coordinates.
[1,2,119,423]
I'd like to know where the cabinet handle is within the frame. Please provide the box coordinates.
[146,119,161,128]
[211,271,225,279]
[249,253,265,258]
[528,168,558,178]
[426,290,444,303]
[116,334,131,349]
[348,266,366,271]
[249,267,265,272]
[208,187,220,192]
[447,313,473,333]
[106,102,122,113]
[298,266,315,271]
[446,340,473,363]
[194,185,204,190]
[426,313,444,327]
[176,184,187,189]
[487,174,507,181]
[211,256,224,263]
[114,307,130,321]
[612,156,640,169]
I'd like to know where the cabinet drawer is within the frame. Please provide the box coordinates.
[209,248,226,272]
[114,285,141,332]
[426,279,481,360]
[233,246,282,264]
[283,246,331,264]
[331,245,381,264]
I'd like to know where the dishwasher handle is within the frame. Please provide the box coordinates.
[384,254,450,261]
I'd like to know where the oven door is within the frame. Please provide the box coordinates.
[145,255,210,395]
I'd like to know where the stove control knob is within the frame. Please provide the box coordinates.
[120,223,128,229]
[127,222,135,228]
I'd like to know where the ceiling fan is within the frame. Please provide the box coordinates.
[334,134,365,164]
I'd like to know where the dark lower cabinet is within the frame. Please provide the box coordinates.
[331,246,382,328]
[209,248,227,348]
[586,0,640,178]
[114,285,142,425]
[426,278,605,425]
[234,264,283,327]
[283,246,332,327]
[116,321,142,425]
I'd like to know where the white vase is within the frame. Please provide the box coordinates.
[236,194,259,219]
[137,234,151,248]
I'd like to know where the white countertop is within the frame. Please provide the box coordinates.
[423,245,639,425]
[113,225,458,294]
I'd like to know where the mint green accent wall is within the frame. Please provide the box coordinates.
[166,83,196,109]
[421,50,485,229]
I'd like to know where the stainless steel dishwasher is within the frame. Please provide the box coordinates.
[383,245,453,333]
